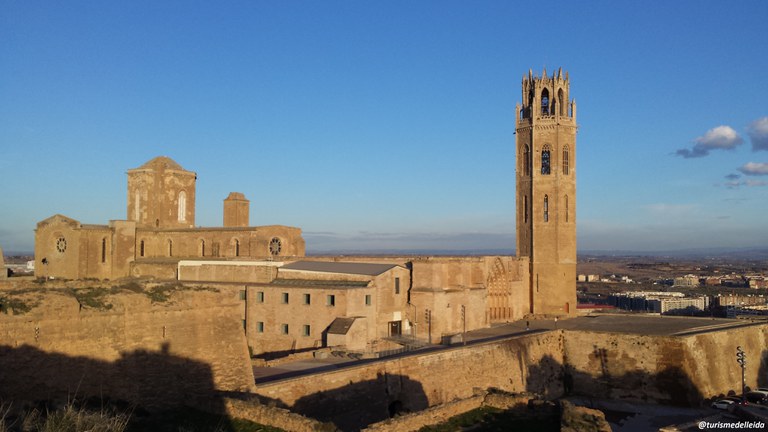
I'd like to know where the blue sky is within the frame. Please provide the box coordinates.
[1,1,767,254]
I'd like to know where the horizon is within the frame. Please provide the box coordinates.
[2,1,767,254]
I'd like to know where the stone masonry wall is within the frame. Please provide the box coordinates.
[0,288,254,410]
[254,331,565,430]
[562,325,768,405]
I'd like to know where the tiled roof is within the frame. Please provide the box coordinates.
[281,261,398,276]
[327,317,357,335]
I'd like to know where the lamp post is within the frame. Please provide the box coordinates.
[424,309,432,344]
[737,346,746,404]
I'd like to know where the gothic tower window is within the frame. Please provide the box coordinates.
[101,238,106,263]
[544,195,549,222]
[200,240,205,257]
[168,239,173,257]
[523,145,531,176]
[140,240,145,257]
[562,145,570,175]
[178,191,187,222]
[541,88,550,115]
[524,195,528,223]
[134,191,140,221]
[235,239,240,257]
[541,145,551,175]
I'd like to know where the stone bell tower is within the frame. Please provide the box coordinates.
[515,68,577,316]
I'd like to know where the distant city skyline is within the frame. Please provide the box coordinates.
[1,1,767,254]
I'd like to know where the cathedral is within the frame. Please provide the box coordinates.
[35,156,305,280]
[33,69,577,353]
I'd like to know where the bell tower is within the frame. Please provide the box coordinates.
[515,67,577,316]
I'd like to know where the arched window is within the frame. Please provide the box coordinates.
[541,88,550,115]
[101,238,107,263]
[140,240,145,257]
[544,195,549,222]
[200,240,205,257]
[558,89,565,116]
[134,191,141,221]
[235,239,240,257]
[178,191,187,222]
[541,145,551,175]
[523,145,530,176]
[565,195,569,222]
[562,145,570,175]
[168,239,173,257]
[524,195,528,223]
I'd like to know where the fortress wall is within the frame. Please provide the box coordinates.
[563,325,768,405]
[681,325,768,399]
[0,289,254,409]
[254,331,564,430]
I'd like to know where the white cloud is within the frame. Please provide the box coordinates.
[738,162,768,176]
[747,117,768,152]
[676,125,744,158]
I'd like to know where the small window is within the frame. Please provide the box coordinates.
[395,278,400,295]
[565,195,569,222]
[365,294,372,306]
[257,322,264,333]
[544,195,549,222]
[282,293,289,304]
[235,239,240,257]
[168,239,173,257]
[140,240,145,257]
[562,146,570,175]
[541,145,551,175]
[200,240,205,257]
[327,295,336,306]
[281,324,289,334]
[303,293,311,305]
[239,290,246,301]
[256,291,264,303]
[101,238,107,263]
[524,195,528,223]
[523,145,530,177]
[178,191,187,222]
[302,325,311,337]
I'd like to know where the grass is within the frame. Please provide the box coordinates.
[0,402,285,432]
[0,402,129,432]
[0,296,33,315]
[126,407,285,432]
[418,406,560,432]
[68,288,113,311]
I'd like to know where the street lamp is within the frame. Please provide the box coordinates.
[737,346,747,404]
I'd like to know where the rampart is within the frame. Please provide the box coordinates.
[0,287,254,409]
[254,331,565,430]
[254,322,768,430]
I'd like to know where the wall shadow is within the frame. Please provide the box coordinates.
[0,343,233,430]
[262,372,428,432]
[525,353,706,407]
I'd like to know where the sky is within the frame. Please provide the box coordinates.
[1,1,767,254]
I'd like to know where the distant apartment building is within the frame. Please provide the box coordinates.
[609,291,708,315]
[577,274,601,282]
[673,274,700,287]
[749,277,768,289]
[714,294,767,308]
